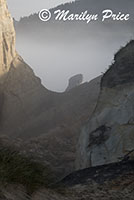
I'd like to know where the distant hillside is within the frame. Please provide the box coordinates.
[16,0,134,23]
[15,0,134,39]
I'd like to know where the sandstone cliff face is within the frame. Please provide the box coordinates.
[0,0,48,134]
[0,0,16,76]
[76,41,134,169]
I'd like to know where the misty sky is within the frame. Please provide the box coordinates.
[7,0,72,19]
[6,0,134,92]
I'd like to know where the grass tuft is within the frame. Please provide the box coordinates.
[0,146,54,194]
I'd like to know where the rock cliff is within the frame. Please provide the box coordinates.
[0,1,134,199]
[0,0,48,134]
[0,0,16,76]
[76,41,134,169]
[0,0,101,177]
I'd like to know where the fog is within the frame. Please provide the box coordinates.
[16,23,133,92]
[8,0,134,92]
[7,0,72,20]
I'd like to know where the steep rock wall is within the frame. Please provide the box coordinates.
[76,41,134,169]
[0,0,16,76]
[0,0,47,133]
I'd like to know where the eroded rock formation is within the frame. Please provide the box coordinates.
[0,0,16,76]
[0,0,48,134]
[76,41,134,169]
[0,0,101,176]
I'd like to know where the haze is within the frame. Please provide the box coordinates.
[16,23,132,92]
[7,0,134,92]
[7,0,73,19]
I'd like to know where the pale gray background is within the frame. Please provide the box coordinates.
[7,0,72,19]
[6,0,134,92]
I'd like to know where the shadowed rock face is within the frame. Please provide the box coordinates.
[0,0,101,176]
[76,41,134,170]
[102,41,134,88]
[0,75,101,177]
[66,74,83,91]
[0,160,134,200]
[0,0,48,134]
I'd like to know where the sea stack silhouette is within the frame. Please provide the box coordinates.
[66,74,83,91]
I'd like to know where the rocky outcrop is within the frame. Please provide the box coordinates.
[76,41,134,169]
[0,0,101,177]
[0,160,134,200]
[32,161,134,200]
[101,41,134,88]
[0,1,134,199]
[0,0,16,76]
[66,74,83,91]
[0,55,48,134]
[0,0,48,134]
[0,75,101,177]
